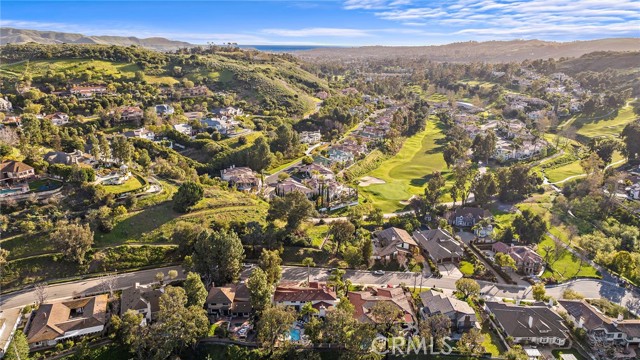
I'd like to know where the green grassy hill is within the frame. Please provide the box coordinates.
[0,43,329,116]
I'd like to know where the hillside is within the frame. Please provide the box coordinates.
[0,43,328,116]
[298,38,640,63]
[0,27,192,51]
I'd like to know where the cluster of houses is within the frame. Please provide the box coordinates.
[219,162,358,211]
[507,70,587,117]
[10,275,637,357]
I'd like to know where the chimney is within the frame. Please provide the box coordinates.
[516,298,521,306]
[528,315,533,328]
[617,314,624,322]
[319,305,326,318]
[548,298,554,307]
[578,316,584,328]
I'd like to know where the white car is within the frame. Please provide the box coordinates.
[373,270,385,276]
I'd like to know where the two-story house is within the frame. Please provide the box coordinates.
[419,290,478,331]
[492,242,544,275]
[447,207,492,228]
[120,283,163,324]
[0,161,35,184]
[206,283,252,318]
[413,228,463,264]
[371,227,419,263]
[26,295,108,348]
[220,166,262,192]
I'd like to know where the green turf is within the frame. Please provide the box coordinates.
[575,99,638,138]
[0,59,141,79]
[538,235,600,282]
[358,119,452,213]
[304,223,330,248]
[101,175,145,194]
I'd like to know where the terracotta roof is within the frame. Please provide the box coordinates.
[206,284,237,304]
[27,295,108,344]
[273,285,336,303]
[347,287,415,324]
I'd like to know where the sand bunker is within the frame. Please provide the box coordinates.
[359,176,386,187]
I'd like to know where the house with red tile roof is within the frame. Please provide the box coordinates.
[273,282,338,312]
[347,287,416,326]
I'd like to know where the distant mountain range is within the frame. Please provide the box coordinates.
[0,28,193,51]
[298,38,640,63]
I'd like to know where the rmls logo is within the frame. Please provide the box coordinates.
[370,335,453,355]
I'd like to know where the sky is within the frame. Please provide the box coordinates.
[1,0,639,46]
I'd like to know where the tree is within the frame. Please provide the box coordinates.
[495,253,517,270]
[343,245,363,268]
[472,131,497,163]
[370,301,402,336]
[173,181,204,213]
[423,171,446,209]
[192,229,245,286]
[50,221,93,263]
[248,267,272,313]
[111,309,144,347]
[184,272,207,307]
[259,249,282,286]
[457,328,485,356]
[329,220,355,254]
[168,269,179,280]
[257,305,297,354]
[472,173,498,206]
[148,286,209,358]
[34,282,48,306]
[143,107,159,126]
[532,282,547,301]
[455,278,480,299]
[504,345,528,360]
[512,209,548,244]
[172,221,208,256]
[111,135,133,164]
[621,120,640,160]
[4,330,30,360]
[99,273,118,297]
[302,257,315,285]
[267,191,315,231]
[419,313,452,350]
[246,136,273,172]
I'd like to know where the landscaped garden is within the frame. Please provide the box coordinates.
[101,175,145,194]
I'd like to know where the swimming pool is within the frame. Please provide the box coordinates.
[0,188,22,195]
[289,329,301,341]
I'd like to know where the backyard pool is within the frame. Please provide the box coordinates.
[289,329,301,341]
[0,188,21,195]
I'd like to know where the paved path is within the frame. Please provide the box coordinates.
[0,265,184,310]
[265,142,325,184]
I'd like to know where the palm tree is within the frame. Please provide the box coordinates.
[328,268,345,295]
[302,257,315,285]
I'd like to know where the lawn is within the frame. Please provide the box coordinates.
[538,235,600,282]
[575,99,638,139]
[303,223,330,248]
[358,119,452,213]
[551,348,586,360]
[544,160,584,183]
[0,59,141,79]
[101,175,145,194]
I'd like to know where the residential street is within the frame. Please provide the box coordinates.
[0,265,184,310]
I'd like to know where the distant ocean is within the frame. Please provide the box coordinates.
[238,45,342,53]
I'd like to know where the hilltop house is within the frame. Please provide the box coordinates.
[155,104,174,116]
[300,131,322,144]
[348,287,416,326]
[26,295,108,348]
[0,98,13,112]
[273,282,338,313]
[558,299,640,348]
[212,107,243,117]
[173,123,194,136]
[47,112,70,126]
[120,283,163,324]
[0,161,35,184]
[120,106,144,122]
[447,207,492,228]
[485,301,569,346]
[297,163,334,180]
[123,128,155,141]
[220,166,262,192]
[413,229,463,264]
[44,150,96,166]
[206,283,252,318]
[181,85,209,98]
[492,242,544,275]
[70,85,109,98]
[200,118,238,134]
[372,227,419,263]
[274,178,315,198]
[419,290,478,331]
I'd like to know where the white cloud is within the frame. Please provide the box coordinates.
[262,27,372,37]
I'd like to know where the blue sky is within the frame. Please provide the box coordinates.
[2,0,639,45]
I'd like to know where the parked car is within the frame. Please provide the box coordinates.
[373,270,385,276]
